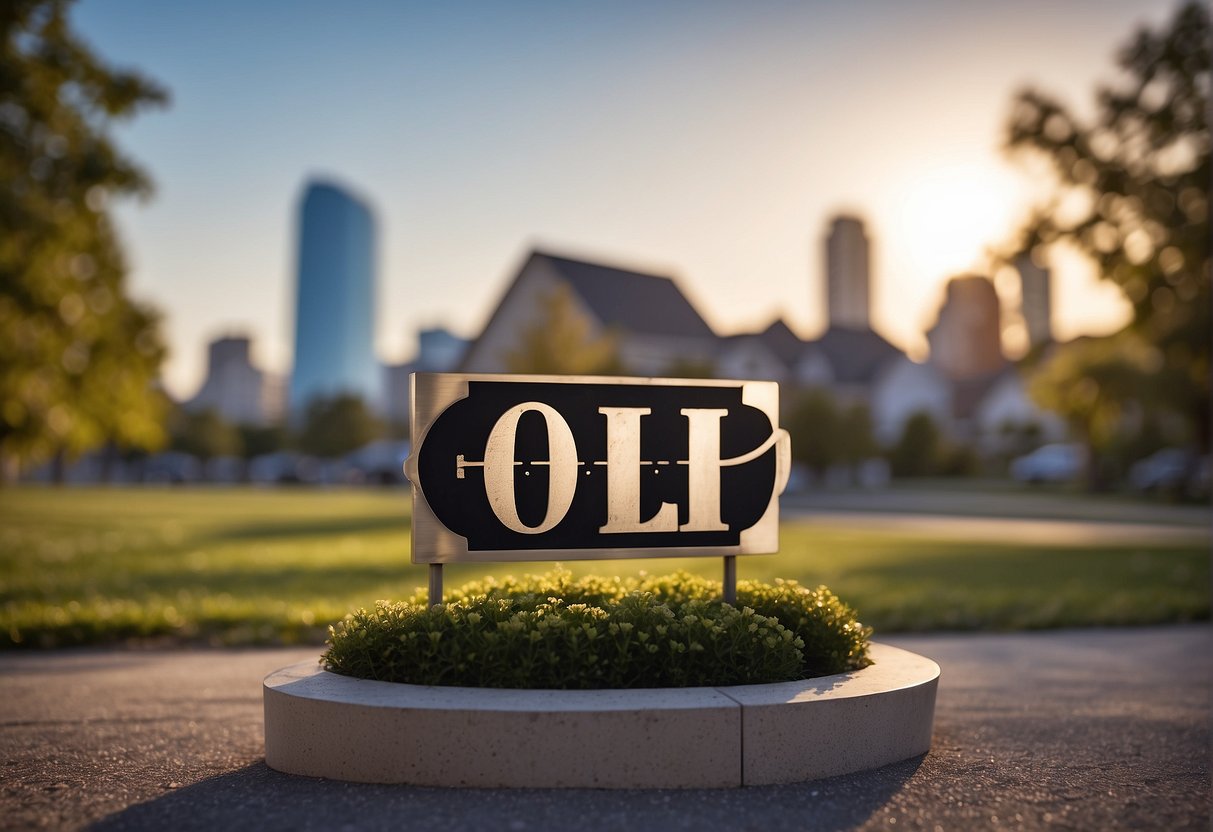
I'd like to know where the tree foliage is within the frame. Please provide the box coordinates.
[237,423,288,460]
[1027,333,1186,487]
[297,394,382,459]
[505,284,623,375]
[663,356,717,379]
[836,402,876,466]
[786,390,878,480]
[0,0,169,479]
[889,411,942,478]
[1006,1,1210,450]
[785,388,838,476]
[170,407,241,462]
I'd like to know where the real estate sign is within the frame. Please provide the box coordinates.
[405,373,791,565]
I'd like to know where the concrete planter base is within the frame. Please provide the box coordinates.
[264,642,938,788]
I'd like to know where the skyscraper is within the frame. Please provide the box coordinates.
[824,215,870,330]
[187,334,282,425]
[1015,253,1052,349]
[926,275,1004,380]
[289,180,380,416]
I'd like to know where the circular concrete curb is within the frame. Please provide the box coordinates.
[263,642,938,788]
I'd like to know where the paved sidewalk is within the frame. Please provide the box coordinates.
[780,509,1210,545]
[1,626,1209,831]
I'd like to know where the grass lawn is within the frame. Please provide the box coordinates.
[1,487,1207,648]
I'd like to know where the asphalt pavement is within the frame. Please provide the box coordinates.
[1,626,1210,831]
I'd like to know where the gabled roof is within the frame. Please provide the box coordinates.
[534,252,716,339]
[813,325,903,385]
[757,319,805,367]
[715,319,903,386]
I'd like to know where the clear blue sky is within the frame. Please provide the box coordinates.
[75,0,1177,397]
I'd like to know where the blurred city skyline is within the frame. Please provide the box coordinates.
[76,0,1176,399]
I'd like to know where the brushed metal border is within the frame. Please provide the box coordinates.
[404,373,787,565]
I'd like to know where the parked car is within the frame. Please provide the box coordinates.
[1010,443,1084,484]
[204,455,246,483]
[248,452,319,485]
[1129,448,1210,494]
[143,451,202,484]
[345,440,412,485]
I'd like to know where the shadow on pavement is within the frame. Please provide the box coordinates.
[91,756,925,832]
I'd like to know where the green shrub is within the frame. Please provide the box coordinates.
[322,570,871,689]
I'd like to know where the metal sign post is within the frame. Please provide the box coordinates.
[428,563,443,607]
[722,555,737,605]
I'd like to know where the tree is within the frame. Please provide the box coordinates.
[889,411,941,478]
[297,394,382,459]
[505,284,624,375]
[0,0,170,482]
[664,356,717,379]
[936,443,979,478]
[836,402,876,467]
[237,423,288,459]
[1027,333,1174,488]
[997,419,1043,460]
[170,408,242,462]
[1005,2,1210,452]
[784,388,839,478]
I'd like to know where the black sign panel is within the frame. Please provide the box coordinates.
[405,374,790,564]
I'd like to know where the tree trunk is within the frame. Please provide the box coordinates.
[99,443,116,484]
[51,449,66,486]
[0,452,15,486]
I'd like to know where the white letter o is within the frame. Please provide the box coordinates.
[482,402,578,534]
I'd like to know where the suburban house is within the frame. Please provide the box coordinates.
[455,234,1061,453]
[715,319,905,404]
[870,357,953,445]
[457,248,910,415]
[458,250,719,376]
[967,368,1066,453]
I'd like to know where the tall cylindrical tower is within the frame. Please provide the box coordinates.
[288,180,380,417]
[824,215,871,331]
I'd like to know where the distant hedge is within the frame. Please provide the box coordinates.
[322,570,871,689]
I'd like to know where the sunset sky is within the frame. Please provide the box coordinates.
[75,0,1176,399]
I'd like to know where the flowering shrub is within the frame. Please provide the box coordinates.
[322,570,871,689]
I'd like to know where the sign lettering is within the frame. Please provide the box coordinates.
[482,402,578,534]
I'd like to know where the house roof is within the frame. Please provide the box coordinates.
[460,249,908,385]
[535,252,716,339]
[715,319,904,386]
[757,319,806,367]
[813,325,903,385]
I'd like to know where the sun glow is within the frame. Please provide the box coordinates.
[868,157,1040,358]
[886,159,1028,282]
[870,156,1133,359]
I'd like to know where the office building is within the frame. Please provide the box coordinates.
[926,275,1004,381]
[288,180,380,416]
[824,215,871,330]
[383,327,469,427]
[1016,253,1053,348]
[186,335,281,425]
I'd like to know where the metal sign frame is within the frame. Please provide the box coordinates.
[404,372,791,605]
